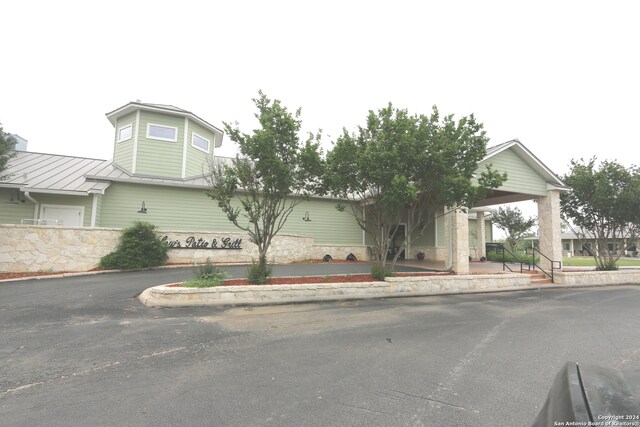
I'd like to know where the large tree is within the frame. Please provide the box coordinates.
[561,158,640,270]
[492,206,536,252]
[206,91,323,282]
[324,104,506,276]
[0,123,17,181]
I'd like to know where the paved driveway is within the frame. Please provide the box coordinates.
[1,268,639,426]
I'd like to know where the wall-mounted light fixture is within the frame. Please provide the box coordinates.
[5,189,26,204]
[302,211,311,222]
[137,201,148,214]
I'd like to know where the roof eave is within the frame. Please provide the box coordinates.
[483,139,569,189]
[105,102,224,138]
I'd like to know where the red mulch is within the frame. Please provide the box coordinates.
[0,272,64,280]
[169,271,453,287]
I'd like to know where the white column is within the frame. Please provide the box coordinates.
[450,207,470,274]
[537,190,563,270]
[476,212,486,259]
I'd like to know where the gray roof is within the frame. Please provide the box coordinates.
[0,151,231,197]
[105,101,224,137]
[1,151,112,195]
[1,139,568,198]
[85,162,213,189]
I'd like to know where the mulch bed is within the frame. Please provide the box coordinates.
[170,271,453,287]
[0,271,66,281]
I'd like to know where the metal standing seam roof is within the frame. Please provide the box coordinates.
[1,140,568,196]
[1,151,113,194]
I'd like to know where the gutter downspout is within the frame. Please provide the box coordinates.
[23,191,40,223]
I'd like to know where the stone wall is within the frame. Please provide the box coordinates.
[0,224,120,273]
[0,224,367,273]
[413,246,447,262]
[311,245,368,262]
[554,270,640,286]
[140,273,533,307]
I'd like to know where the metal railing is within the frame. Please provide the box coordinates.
[20,219,64,226]
[486,243,532,273]
[529,247,562,282]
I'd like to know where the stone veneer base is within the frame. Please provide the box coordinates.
[140,271,640,308]
[554,269,640,285]
[139,273,534,307]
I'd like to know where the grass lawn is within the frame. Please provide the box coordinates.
[563,256,640,267]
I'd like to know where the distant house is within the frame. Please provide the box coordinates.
[527,231,639,257]
[9,134,28,151]
[0,102,568,272]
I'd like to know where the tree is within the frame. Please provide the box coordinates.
[0,122,17,181]
[324,104,506,276]
[561,158,640,270]
[206,91,323,282]
[492,206,536,252]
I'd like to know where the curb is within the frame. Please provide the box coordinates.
[138,280,640,308]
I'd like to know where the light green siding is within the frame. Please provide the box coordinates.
[412,217,436,246]
[99,183,363,244]
[185,120,215,177]
[93,193,103,226]
[36,194,93,226]
[113,113,136,172]
[282,198,362,244]
[0,189,36,224]
[136,111,184,177]
[477,149,548,196]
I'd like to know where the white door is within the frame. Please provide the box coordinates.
[41,205,83,226]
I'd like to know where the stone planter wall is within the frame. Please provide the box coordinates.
[0,224,121,273]
[0,224,367,273]
[413,246,447,262]
[554,270,640,285]
[139,273,532,307]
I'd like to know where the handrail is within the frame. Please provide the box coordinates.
[486,243,531,273]
[530,247,562,282]
[20,219,64,226]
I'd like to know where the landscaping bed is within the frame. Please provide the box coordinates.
[168,271,454,287]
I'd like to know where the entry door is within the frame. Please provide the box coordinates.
[41,205,83,226]
[387,224,406,260]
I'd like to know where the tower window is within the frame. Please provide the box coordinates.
[147,124,178,142]
[118,124,133,142]
[191,132,210,153]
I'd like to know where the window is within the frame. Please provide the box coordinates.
[191,132,210,153]
[563,242,570,251]
[118,124,132,142]
[147,123,178,142]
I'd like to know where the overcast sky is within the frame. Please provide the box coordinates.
[3,0,639,179]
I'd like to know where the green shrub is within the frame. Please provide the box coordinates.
[371,264,393,280]
[99,221,168,270]
[182,278,225,288]
[182,258,230,287]
[486,251,539,265]
[246,260,272,284]
[596,260,619,271]
[194,258,230,281]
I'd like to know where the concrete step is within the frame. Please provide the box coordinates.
[531,277,554,285]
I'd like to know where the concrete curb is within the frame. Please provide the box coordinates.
[138,278,640,308]
[138,273,534,307]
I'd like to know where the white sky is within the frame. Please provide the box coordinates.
[2,0,639,180]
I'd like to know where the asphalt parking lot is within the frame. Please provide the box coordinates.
[1,267,639,426]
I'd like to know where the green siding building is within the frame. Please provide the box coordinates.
[1,101,569,271]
